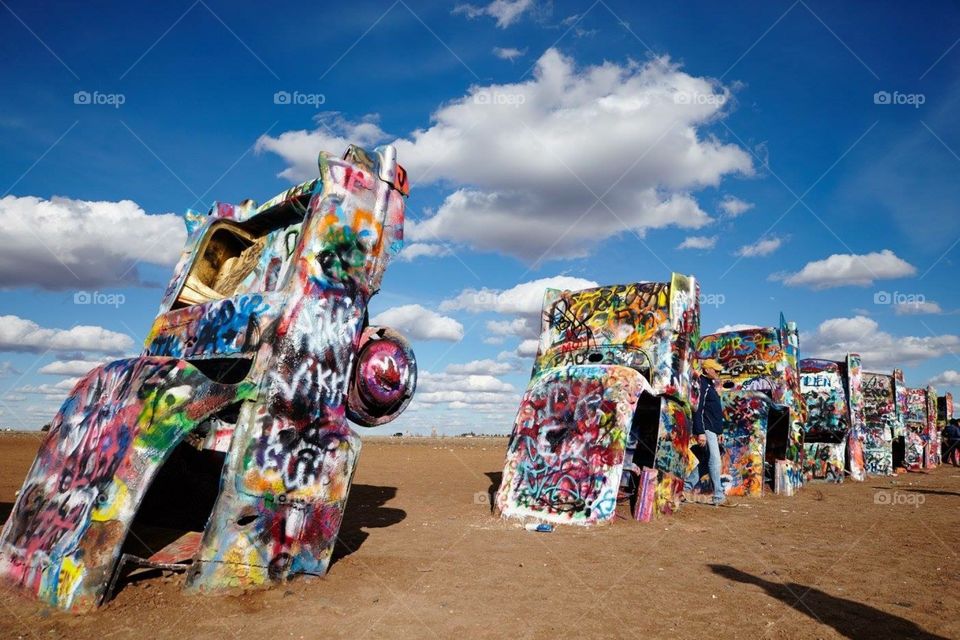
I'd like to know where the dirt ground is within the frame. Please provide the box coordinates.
[0,433,957,640]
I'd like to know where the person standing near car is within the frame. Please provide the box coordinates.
[684,358,727,506]
[944,419,960,466]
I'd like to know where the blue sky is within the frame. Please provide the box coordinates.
[1,0,959,433]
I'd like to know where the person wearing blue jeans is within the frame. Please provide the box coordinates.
[684,358,726,506]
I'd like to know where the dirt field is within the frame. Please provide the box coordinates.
[0,433,957,639]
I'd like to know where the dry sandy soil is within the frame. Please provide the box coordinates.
[0,432,957,639]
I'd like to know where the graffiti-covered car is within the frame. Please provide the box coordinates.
[694,316,807,497]
[905,386,939,469]
[861,369,906,476]
[799,355,867,482]
[0,145,417,611]
[495,274,700,525]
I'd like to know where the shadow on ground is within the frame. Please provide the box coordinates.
[709,564,949,640]
[332,484,406,564]
[902,488,960,497]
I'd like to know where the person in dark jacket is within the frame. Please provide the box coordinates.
[684,358,727,506]
[944,420,960,466]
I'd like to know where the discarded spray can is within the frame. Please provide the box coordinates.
[524,523,554,533]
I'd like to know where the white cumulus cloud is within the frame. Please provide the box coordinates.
[0,315,134,355]
[258,49,752,261]
[777,249,917,289]
[0,195,184,289]
[929,370,960,388]
[736,236,782,257]
[38,359,108,377]
[398,242,453,262]
[440,275,598,315]
[712,323,763,333]
[453,0,534,27]
[370,304,464,342]
[444,359,516,376]
[415,370,519,408]
[719,195,753,217]
[802,315,960,371]
[677,235,717,250]
[486,317,536,337]
[893,300,942,315]
[492,46,526,61]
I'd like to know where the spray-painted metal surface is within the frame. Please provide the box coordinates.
[905,386,940,469]
[695,315,807,497]
[861,369,906,476]
[905,388,929,470]
[799,359,847,482]
[0,145,415,611]
[845,356,867,481]
[496,274,700,525]
[798,354,866,482]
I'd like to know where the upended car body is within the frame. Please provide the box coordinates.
[694,316,807,497]
[0,144,417,611]
[799,355,868,482]
[905,386,939,470]
[861,369,907,476]
[495,274,701,525]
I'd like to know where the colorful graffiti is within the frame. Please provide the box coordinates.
[496,366,645,525]
[802,442,845,482]
[800,360,848,440]
[861,372,901,476]
[924,386,940,468]
[696,316,806,496]
[845,355,867,481]
[497,274,700,525]
[905,388,928,470]
[0,145,415,611]
[905,386,940,469]
[0,359,256,610]
[718,392,769,497]
[799,356,866,482]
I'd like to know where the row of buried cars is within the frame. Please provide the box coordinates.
[494,273,955,525]
[0,144,952,613]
